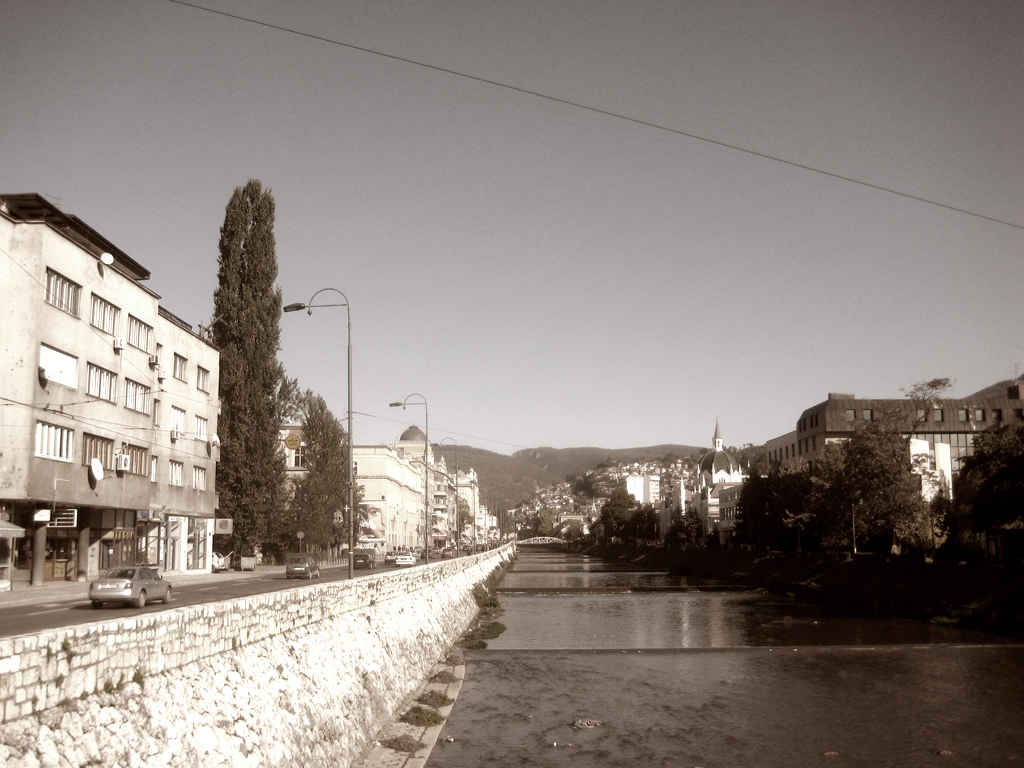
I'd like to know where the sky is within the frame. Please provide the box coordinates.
[3,0,1022,455]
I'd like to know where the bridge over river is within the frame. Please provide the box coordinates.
[419,544,1024,767]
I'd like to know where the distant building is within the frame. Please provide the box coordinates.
[0,193,221,584]
[692,422,744,544]
[766,384,1024,474]
[626,473,661,505]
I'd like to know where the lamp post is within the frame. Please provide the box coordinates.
[283,289,355,580]
[439,437,459,557]
[390,395,430,563]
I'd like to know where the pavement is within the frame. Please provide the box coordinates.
[0,562,323,608]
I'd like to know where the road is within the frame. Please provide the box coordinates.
[0,561,413,638]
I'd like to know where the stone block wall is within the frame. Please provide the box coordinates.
[0,546,513,767]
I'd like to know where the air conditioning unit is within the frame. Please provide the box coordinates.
[113,337,125,352]
[158,367,167,382]
[170,429,181,442]
[115,453,131,472]
[149,354,160,369]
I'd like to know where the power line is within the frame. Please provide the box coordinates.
[166,0,1023,231]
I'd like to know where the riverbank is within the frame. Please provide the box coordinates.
[581,544,1024,640]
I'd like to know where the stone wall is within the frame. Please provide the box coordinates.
[0,546,513,767]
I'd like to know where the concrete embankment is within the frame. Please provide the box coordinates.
[0,547,513,768]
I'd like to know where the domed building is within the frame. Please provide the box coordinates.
[693,422,744,544]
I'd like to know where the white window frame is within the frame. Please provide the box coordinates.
[127,315,153,353]
[90,295,120,335]
[193,466,207,491]
[35,422,74,461]
[124,379,152,414]
[169,461,183,487]
[86,363,117,402]
[173,354,187,382]
[150,455,158,483]
[170,406,186,436]
[197,366,210,393]
[194,415,208,441]
[45,269,81,316]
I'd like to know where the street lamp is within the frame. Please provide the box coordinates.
[390,395,430,563]
[439,437,459,557]
[283,288,355,580]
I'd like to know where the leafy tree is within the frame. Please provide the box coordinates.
[286,393,354,555]
[626,504,659,542]
[958,422,1024,530]
[212,179,288,557]
[599,487,635,541]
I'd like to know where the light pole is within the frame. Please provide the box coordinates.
[390,395,430,563]
[439,437,459,557]
[283,289,355,580]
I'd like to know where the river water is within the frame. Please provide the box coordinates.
[426,548,1024,767]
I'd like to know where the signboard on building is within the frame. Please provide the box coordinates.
[214,518,233,535]
[47,509,78,528]
[34,509,51,523]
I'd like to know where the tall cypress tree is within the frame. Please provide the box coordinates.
[212,180,286,557]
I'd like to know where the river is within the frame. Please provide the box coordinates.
[426,547,1024,767]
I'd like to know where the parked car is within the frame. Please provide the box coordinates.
[395,552,416,567]
[384,550,398,566]
[89,566,172,609]
[211,551,232,573]
[353,549,377,569]
[441,547,455,559]
[285,555,320,579]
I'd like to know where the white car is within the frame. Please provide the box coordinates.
[395,553,416,567]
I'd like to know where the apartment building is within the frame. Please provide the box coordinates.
[0,193,220,585]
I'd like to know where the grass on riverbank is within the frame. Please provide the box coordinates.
[458,556,514,650]
[582,543,1024,640]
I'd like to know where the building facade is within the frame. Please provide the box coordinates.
[692,422,744,543]
[0,194,220,585]
[767,384,1024,474]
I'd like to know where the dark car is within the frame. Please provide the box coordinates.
[285,555,320,579]
[353,549,377,569]
[89,566,172,609]
[384,550,398,566]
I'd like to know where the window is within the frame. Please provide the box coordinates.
[862,409,873,422]
[127,316,152,352]
[197,366,210,393]
[917,409,927,422]
[87,364,117,402]
[845,409,856,422]
[194,415,208,441]
[150,456,158,483]
[933,409,944,422]
[958,409,969,422]
[193,466,207,491]
[36,422,74,461]
[39,344,78,389]
[90,295,120,335]
[169,461,183,487]
[294,443,305,468]
[974,409,985,422]
[153,399,161,427]
[124,379,151,414]
[82,433,115,470]
[45,269,81,316]
[993,409,1003,422]
[173,354,187,382]
[125,444,148,475]
[170,406,186,438]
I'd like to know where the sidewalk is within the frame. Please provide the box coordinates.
[0,563,291,609]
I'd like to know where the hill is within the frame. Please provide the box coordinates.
[511,444,707,481]
[432,445,562,510]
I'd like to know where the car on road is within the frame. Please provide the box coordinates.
[384,550,398,566]
[353,549,377,569]
[441,547,455,559]
[395,552,416,567]
[285,555,320,579]
[211,551,232,573]
[89,566,172,609]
